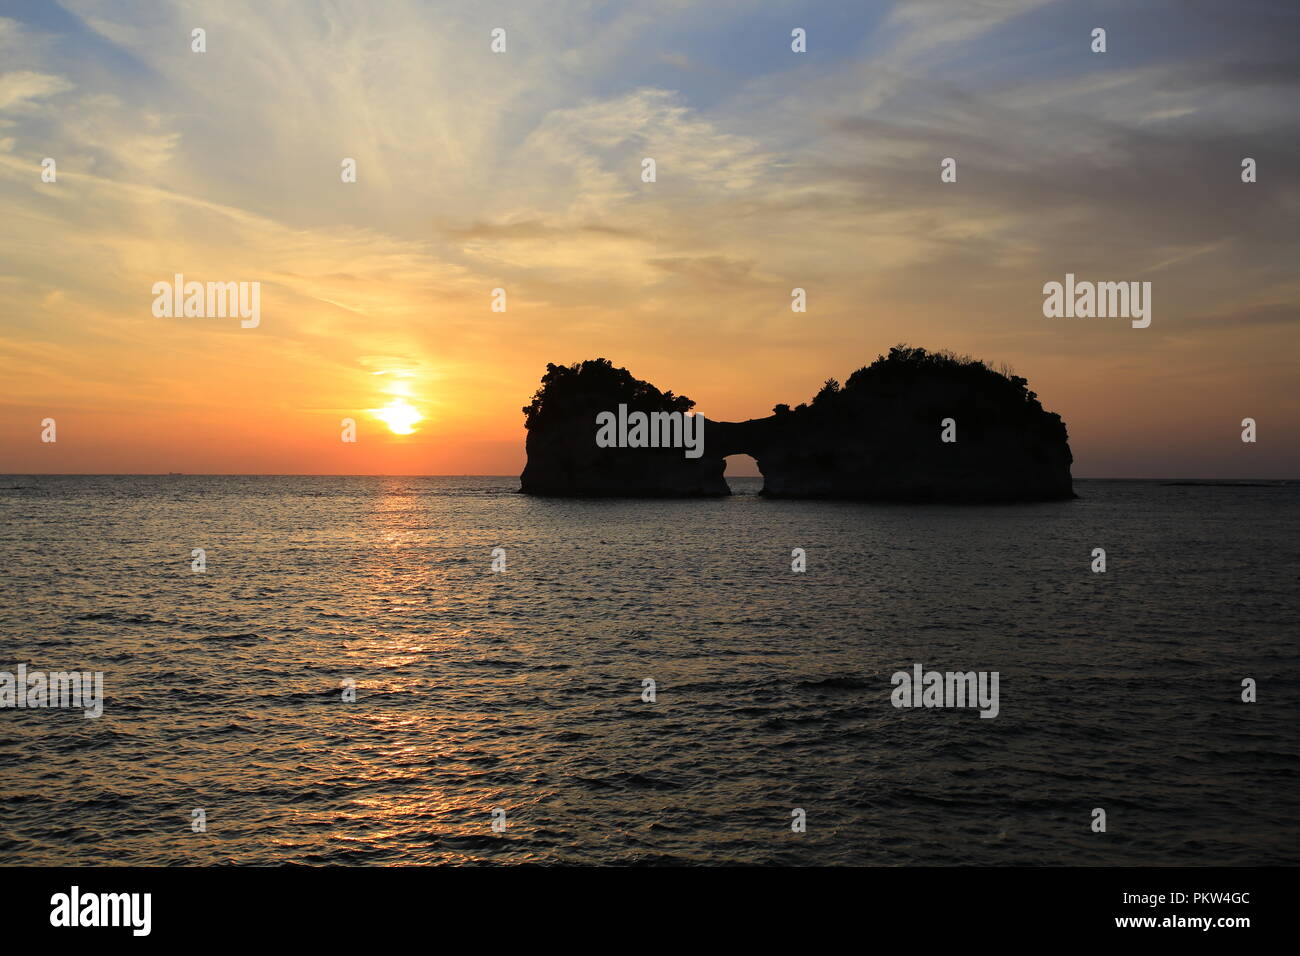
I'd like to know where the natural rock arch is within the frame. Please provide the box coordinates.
[519,347,1074,502]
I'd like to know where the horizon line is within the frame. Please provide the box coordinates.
[2,474,1296,482]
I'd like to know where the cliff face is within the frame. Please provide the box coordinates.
[521,432,728,497]
[519,359,728,497]
[747,347,1074,501]
[520,348,1074,502]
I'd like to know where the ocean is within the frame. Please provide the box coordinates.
[1,476,1296,865]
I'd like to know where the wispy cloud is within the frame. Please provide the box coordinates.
[1,0,1297,475]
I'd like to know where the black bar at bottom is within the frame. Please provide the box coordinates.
[0,865,1274,942]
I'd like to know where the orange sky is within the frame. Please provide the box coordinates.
[2,2,1297,478]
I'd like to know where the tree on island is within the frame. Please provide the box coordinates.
[522,358,694,432]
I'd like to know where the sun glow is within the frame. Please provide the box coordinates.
[372,398,424,435]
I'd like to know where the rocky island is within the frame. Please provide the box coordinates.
[519,346,1074,502]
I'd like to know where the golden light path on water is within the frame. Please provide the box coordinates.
[1,476,1296,864]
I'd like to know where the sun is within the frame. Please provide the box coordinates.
[372,398,424,435]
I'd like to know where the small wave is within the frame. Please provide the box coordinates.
[576,772,684,792]
[796,676,873,691]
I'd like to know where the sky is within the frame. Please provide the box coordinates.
[1,0,1297,477]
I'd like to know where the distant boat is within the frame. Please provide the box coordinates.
[166,472,185,476]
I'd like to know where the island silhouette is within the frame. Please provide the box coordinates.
[520,345,1074,501]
